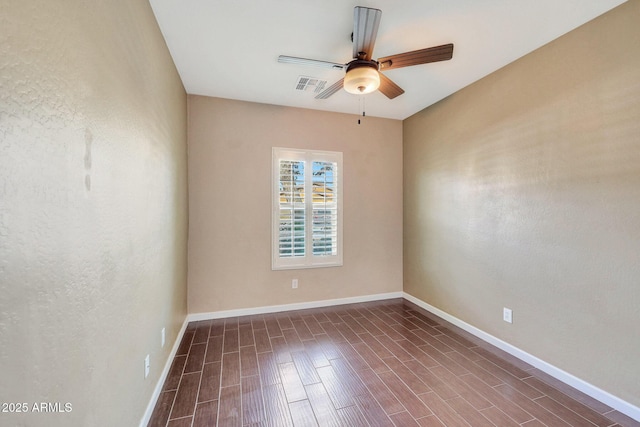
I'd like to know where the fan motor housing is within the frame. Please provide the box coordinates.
[344,59,380,94]
[346,59,379,73]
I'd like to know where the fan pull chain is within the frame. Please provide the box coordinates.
[358,97,366,125]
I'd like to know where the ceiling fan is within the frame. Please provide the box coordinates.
[278,6,454,100]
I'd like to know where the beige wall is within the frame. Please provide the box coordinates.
[0,1,188,426]
[404,1,640,408]
[188,96,402,313]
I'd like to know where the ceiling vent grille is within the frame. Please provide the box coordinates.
[295,76,328,94]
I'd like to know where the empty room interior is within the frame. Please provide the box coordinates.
[1,1,639,426]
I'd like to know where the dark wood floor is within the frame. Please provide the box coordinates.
[147,298,639,427]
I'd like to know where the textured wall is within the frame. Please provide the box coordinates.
[188,96,402,313]
[404,1,640,408]
[0,1,187,426]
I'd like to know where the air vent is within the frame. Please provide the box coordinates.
[295,76,328,94]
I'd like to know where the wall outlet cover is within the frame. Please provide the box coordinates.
[503,307,513,324]
[144,354,150,378]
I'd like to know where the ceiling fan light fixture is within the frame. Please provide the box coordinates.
[344,63,380,95]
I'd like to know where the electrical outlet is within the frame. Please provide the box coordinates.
[161,328,166,348]
[292,279,298,289]
[503,307,513,324]
[144,354,150,378]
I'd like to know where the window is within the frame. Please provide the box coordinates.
[272,147,343,270]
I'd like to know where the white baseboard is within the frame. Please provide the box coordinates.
[139,317,189,427]
[403,292,640,422]
[140,291,638,423]
[187,291,404,322]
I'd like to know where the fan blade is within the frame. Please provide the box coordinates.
[378,43,454,71]
[378,73,405,99]
[315,78,344,99]
[278,55,346,70]
[352,7,381,60]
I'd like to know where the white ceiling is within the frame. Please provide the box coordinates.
[149,0,626,120]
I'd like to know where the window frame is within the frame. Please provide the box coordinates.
[272,147,343,270]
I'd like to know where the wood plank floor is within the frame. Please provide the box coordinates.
[147,298,639,427]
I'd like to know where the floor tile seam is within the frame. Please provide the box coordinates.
[255,343,274,355]
[470,346,532,373]
[493,383,575,427]
[277,319,295,331]
[479,403,526,427]
[416,391,474,427]
[184,343,207,375]
[437,331,478,350]
[239,325,256,349]
[195,396,218,406]
[462,373,536,424]
[241,374,270,426]
[416,341,454,361]
[167,371,203,422]
[336,341,376,376]
[602,408,630,421]
[416,368,461,402]
[383,356,434,395]
[377,367,434,417]
[214,328,230,425]
[353,322,384,337]
[344,341,386,375]
[371,374,416,418]
[301,318,325,336]
[534,373,614,415]
[470,349,532,380]
[149,389,178,427]
[240,346,260,378]
[254,348,287,427]
[525,376,615,420]
[187,335,212,417]
[439,377,496,412]
[166,414,193,427]
[600,418,617,427]
[477,404,499,414]
[303,377,349,424]
[419,412,456,427]
[455,372,514,404]
[423,351,473,381]
[532,394,603,427]
[603,415,635,427]
[330,347,377,399]
[348,367,398,417]
[443,395,497,427]
[354,333,392,361]
[224,321,239,331]
[449,352,514,387]
[368,331,415,361]
[482,404,532,427]
[166,355,193,423]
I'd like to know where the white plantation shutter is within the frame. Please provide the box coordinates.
[312,161,338,256]
[272,148,343,270]
[277,159,305,258]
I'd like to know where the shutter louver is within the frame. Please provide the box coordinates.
[312,161,338,256]
[273,148,342,270]
[278,160,305,258]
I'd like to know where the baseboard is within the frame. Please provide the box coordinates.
[139,317,189,427]
[403,292,640,422]
[187,291,404,322]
